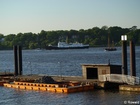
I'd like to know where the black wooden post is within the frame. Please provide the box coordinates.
[13,45,18,76]
[18,46,22,75]
[121,35,128,75]
[130,41,136,76]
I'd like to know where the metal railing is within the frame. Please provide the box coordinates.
[99,74,140,85]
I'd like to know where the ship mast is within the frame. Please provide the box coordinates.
[108,33,110,48]
[66,36,69,44]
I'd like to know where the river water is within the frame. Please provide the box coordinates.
[0,47,140,105]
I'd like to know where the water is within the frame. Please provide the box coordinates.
[0,47,140,105]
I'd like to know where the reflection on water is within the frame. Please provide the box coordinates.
[0,87,140,105]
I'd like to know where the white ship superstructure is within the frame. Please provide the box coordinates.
[58,42,89,48]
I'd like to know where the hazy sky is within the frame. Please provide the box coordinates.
[0,0,140,35]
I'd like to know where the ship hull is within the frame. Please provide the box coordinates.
[105,47,117,51]
[46,46,89,50]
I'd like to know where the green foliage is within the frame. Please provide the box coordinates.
[0,26,140,50]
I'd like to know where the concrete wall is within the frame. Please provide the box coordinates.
[98,66,110,75]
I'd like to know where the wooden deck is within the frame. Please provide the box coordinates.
[119,85,140,92]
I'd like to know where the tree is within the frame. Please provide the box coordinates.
[127,29,140,45]
[130,26,137,31]
[3,34,16,49]
[29,42,38,49]
[0,26,140,50]
[38,30,47,48]
[101,25,108,30]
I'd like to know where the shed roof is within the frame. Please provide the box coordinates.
[82,64,121,67]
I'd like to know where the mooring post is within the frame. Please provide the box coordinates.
[130,41,136,76]
[121,35,128,75]
[13,45,18,76]
[18,45,22,75]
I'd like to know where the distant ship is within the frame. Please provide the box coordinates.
[105,33,117,51]
[46,42,89,50]
[105,40,117,51]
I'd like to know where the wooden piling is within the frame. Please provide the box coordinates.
[130,41,136,76]
[13,45,18,76]
[18,46,22,75]
[122,41,128,75]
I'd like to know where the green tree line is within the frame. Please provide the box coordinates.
[0,26,140,50]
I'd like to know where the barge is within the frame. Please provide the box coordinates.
[4,81,94,93]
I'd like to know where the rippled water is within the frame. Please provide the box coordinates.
[0,47,140,105]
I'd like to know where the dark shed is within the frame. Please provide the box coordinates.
[82,64,122,80]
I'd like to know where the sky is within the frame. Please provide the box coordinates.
[0,0,140,35]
